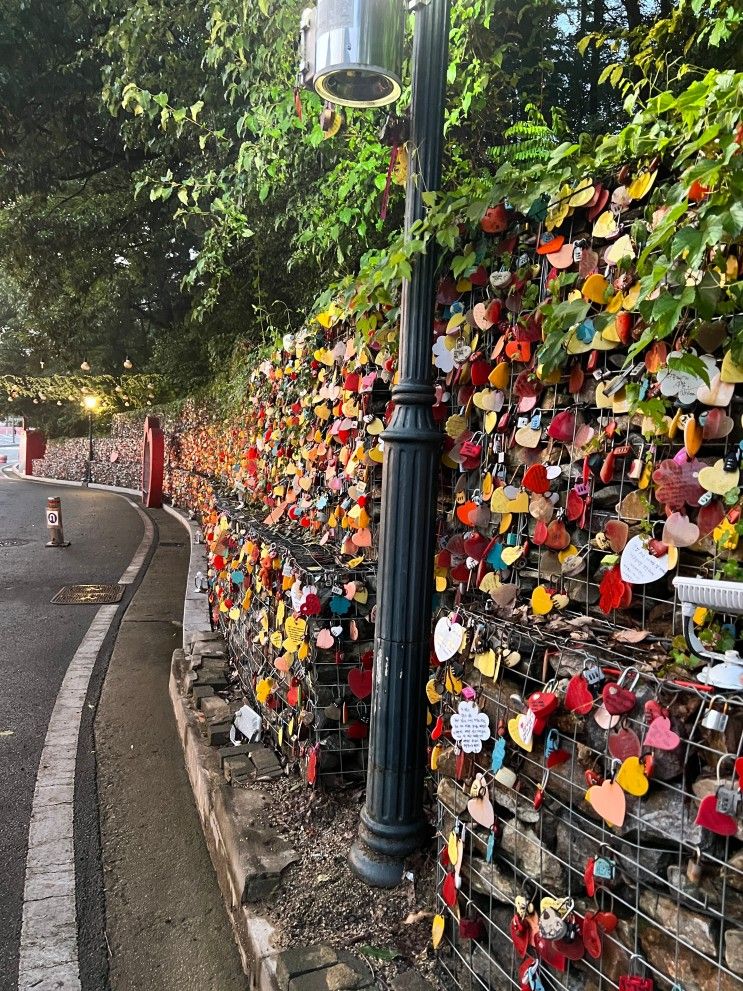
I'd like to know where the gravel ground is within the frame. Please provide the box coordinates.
[242,774,443,988]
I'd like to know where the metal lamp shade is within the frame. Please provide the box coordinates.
[313,0,404,108]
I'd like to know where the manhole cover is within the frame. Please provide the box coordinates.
[0,538,30,548]
[52,584,124,605]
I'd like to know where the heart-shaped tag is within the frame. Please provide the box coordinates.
[607,720,641,760]
[545,520,570,550]
[442,870,458,907]
[474,648,497,678]
[586,779,626,827]
[348,668,372,699]
[564,673,593,715]
[694,794,738,836]
[605,519,629,553]
[467,787,495,829]
[602,682,637,716]
[615,755,649,796]
[702,408,734,440]
[523,464,550,494]
[643,715,681,751]
[316,628,334,649]
[619,535,669,584]
[547,410,580,443]
[698,459,740,496]
[531,586,553,615]
[508,713,534,752]
[434,616,465,661]
[515,426,542,449]
[662,512,699,548]
[616,490,649,522]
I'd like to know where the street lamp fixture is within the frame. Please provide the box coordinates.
[299,0,404,108]
[80,359,91,372]
[123,356,133,369]
[82,395,98,487]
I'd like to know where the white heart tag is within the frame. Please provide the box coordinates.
[619,535,669,584]
[434,616,465,662]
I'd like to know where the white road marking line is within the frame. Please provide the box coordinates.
[18,498,154,991]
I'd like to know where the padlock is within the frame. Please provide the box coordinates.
[686,848,703,884]
[715,785,741,817]
[619,955,654,991]
[701,695,729,731]
[594,856,616,881]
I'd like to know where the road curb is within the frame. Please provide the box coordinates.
[167,657,283,991]
[7,467,140,496]
[163,503,287,991]
[161,504,212,648]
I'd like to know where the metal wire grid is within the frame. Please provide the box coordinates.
[431,609,743,991]
[209,512,376,782]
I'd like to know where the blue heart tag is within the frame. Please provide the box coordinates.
[490,736,506,772]
[487,542,505,570]
[576,319,595,343]
[330,595,351,616]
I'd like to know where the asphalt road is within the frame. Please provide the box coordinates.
[0,471,246,991]
[0,472,143,988]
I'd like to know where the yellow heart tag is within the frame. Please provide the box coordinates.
[531,585,553,615]
[256,678,274,703]
[474,649,496,678]
[501,545,523,566]
[284,615,308,652]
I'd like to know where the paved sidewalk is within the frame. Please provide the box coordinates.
[95,508,247,990]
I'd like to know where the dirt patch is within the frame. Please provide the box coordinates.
[241,774,443,988]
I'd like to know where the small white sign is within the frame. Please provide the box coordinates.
[46,510,59,527]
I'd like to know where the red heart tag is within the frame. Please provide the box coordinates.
[584,857,597,897]
[523,464,549,494]
[553,933,584,961]
[346,720,368,740]
[545,520,570,550]
[306,747,318,786]
[533,520,548,545]
[602,682,636,715]
[566,488,584,522]
[348,668,372,699]
[595,911,617,934]
[442,871,458,907]
[565,673,593,716]
[608,724,642,761]
[528,690,559,718]
[534,934,567,971]
[547,410,579,443]
[470,358,493,386]
[581,913,603,959]
[695,794,738,835]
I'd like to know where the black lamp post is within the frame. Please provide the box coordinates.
[349,0,450,888]
[300,0,451,886]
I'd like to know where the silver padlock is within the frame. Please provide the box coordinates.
[715,786,741,817]
[701,695,729,732]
